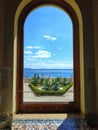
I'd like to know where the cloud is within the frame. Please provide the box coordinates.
[24,51,32,54]
[26,46,42,49]
[41,60,73,69]
[24,59,73,69]
[25,50,51,59]
[34,50,51,58]
[44,35,57,41]
[26,46,33,49]
[48,63,73,69]
[24,62,73,69]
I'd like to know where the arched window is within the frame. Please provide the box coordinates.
[16,0,80,113]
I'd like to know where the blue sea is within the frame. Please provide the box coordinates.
[24,69,73,78]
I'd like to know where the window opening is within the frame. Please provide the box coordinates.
[23,6,74,103]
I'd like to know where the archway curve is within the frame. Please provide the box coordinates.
[13,0,84,113]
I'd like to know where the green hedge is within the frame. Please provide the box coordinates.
[29,82,73,96]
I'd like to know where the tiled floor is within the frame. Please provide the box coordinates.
[13,113,98,130]
[12,114,87,130]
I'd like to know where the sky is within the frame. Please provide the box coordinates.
[24,6,73,69]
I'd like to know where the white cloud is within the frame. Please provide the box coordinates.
[41,60,73,69]
[24,59,73,69]
[25,62,73,69]
[26,46,33,49]
[26,46,42,49]
[48,63,73,69]
[24,50,51,59]
[34,50,51,58]
[33,46,42,49]
[27,58,34,61]
[44,35,57,41]
[24,51,32,54]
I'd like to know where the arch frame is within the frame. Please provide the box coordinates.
[13,0,84,113]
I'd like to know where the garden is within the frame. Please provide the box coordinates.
[29,75,73,96]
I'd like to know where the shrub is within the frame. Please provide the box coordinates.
[31,77,38,86]
[29,81,73,96]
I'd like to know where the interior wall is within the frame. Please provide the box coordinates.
[0,0,97,114]
[93,0,98,114]
[76,0,96,113]
[0,0,4,67]
[0,0,20,113]
[0,0,5,111]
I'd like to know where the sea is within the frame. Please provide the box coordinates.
[24,68,73,78]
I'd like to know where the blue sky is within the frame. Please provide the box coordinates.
[24,6,73,69]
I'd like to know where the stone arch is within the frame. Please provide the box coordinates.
[13,0,84,113]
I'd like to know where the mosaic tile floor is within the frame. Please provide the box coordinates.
[12,118,87,130]
[12,114,98,130]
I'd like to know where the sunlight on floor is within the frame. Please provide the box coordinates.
[13,113,83,119]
